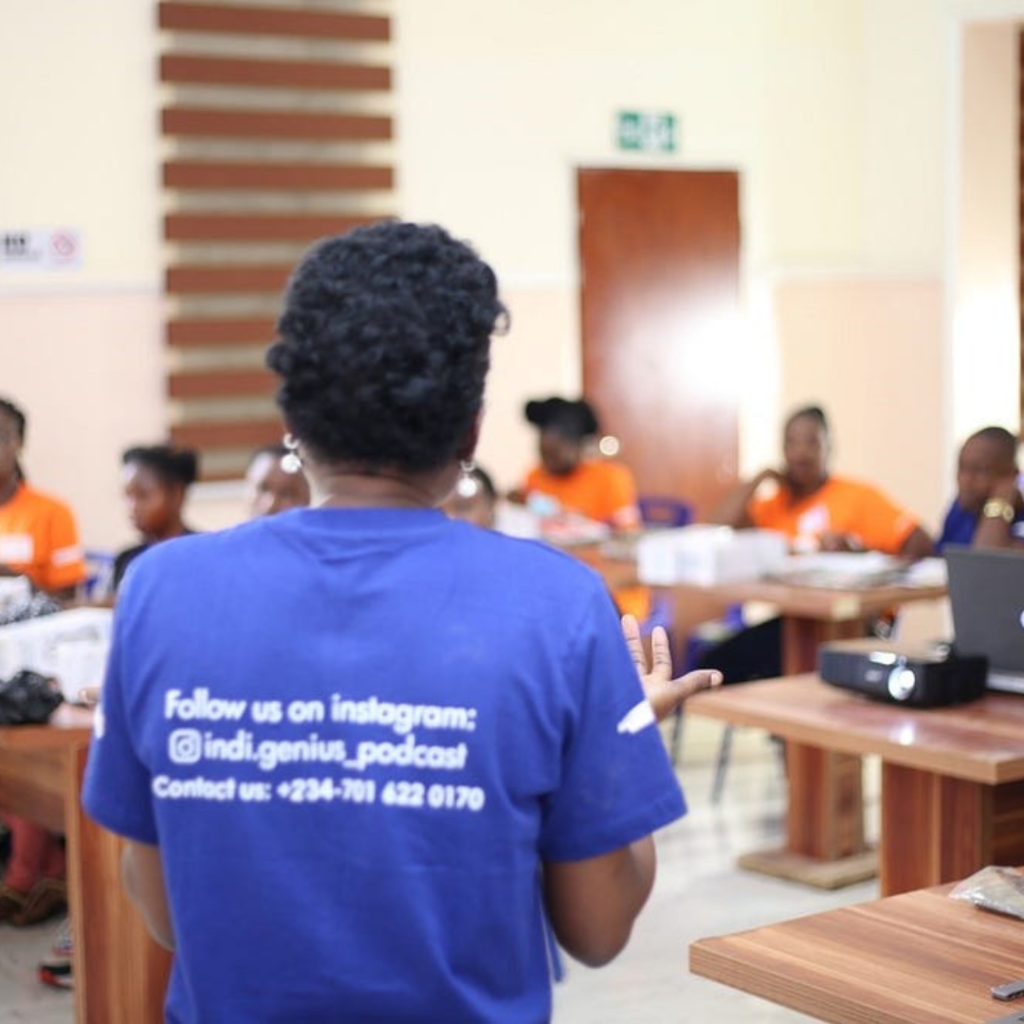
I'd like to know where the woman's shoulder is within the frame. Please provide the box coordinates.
[15,483,76,516]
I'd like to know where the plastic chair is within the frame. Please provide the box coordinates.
[638,496,694,529]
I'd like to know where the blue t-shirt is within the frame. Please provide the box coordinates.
[83,508,685,1023]
[936,499,1024,552]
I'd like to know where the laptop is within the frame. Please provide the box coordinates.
[945,545,1024,694]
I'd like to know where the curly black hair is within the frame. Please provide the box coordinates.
[266,221,508,473]
[0,397,26,443]
[122,445,199,488]
[524,397,600,442]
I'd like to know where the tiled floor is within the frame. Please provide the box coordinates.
[0,717,880,1022]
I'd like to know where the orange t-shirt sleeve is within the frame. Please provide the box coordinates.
[845,483,919,555]
[40,500,87,592]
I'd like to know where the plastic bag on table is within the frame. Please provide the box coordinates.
[949,865,1024,921]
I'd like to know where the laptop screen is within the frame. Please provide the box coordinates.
[945,545,1024,692]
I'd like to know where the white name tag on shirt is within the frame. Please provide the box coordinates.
[0,534,34,564]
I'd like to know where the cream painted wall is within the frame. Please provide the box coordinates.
[952,22,1021,445]
[773,277,946,528]
[0,0,1020,549]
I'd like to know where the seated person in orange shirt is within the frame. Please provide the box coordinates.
[112,444,199,591]
[517,397,648,618]
[711,404,934,559]
[518,397,641,531]
[0,395,87,927]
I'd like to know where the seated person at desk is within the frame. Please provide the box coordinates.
[245,444,311,518]
[937,426,1024,551]
[515,396,642,532]
[113,444,198,591]
[0,395,87,927]
[515,397,647,617]
[711,404,934,560]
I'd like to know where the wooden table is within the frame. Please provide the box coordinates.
[690,875,1024,1023]
[0,708,171,1022]
[575,544,946,673]
[584,546,948,889]
[662,576,948,675]
[687,675,1024,895]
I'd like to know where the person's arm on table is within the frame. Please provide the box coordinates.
[543,618,720,966]
[897,525,935,561]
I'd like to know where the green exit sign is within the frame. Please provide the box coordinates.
[617,111,677,153]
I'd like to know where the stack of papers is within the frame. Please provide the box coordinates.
[766,552,907,589]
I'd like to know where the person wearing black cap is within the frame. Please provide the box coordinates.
[519,396,641,531]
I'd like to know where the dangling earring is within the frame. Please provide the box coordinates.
[281,434,303,474]
[455,459,479,499]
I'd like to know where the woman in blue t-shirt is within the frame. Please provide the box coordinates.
[83,221,719,1023]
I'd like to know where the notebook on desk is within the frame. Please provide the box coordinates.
[945,545,1024,694]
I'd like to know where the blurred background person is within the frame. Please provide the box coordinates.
[245,444,311,519]
[937,426,1024,551]
[515,396,641,532]
[112,445,198,591]
[0,395,86,928]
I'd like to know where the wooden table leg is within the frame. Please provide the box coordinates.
[879,763,1024,896]
[733,615,878,889]
[68,743,172,1024]
[737,739,878,889]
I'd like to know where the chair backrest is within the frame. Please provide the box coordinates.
[639,496,694,529]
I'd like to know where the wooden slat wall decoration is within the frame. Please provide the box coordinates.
[160,0,393,479]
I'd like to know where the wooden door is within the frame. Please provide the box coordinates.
[578,169,741,519]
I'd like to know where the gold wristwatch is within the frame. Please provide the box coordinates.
[982,497,1016,523]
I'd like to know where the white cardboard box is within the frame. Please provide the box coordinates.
[637,525,788,586]
[0,607,113,701]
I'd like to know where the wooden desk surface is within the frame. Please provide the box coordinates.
[690,878,1024,1023]
[663,576,947,622]
[573,544,946,621]
[0,705,93,832]
[687,675,1024,785]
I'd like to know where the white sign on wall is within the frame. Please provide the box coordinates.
[0,228,82,271]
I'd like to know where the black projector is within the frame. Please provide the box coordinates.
[817,638,987,708]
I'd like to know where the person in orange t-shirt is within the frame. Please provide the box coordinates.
[519,397,642,531]
[711,404,934,559]
[0,396,87,929]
